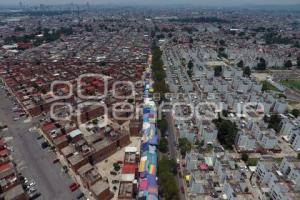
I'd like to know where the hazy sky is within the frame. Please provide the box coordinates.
[1,0,300,6]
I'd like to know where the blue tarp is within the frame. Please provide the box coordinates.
[148,135,158,145]
[141,142,149,152]
[140,171,148,178]
[143,115,149,122]
[143,108,151,114]
[143,128,150,136]
[147,175,157,187]
[148,145,157,154]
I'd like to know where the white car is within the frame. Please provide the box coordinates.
[29,181,36,187]
[29,187,37,193]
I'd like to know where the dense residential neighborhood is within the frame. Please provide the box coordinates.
[0,1,300,200]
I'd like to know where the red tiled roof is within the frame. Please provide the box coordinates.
[0,162,13,172]
[122,163,137,174]
[42,122,56,133]
[0,149,8,157]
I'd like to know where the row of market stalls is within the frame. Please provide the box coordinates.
[138,64,159,200]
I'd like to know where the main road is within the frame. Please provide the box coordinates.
[0,86,80,200]
[165,112,187,200]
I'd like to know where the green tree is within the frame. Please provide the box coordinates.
[291,109,300,118]
[243,66,251,77]
[188,60,194,70]
[218,51,228,59]
[178,138,192,156]
[265,114,282,132]
[113,163,120,171]
[187,60,194,77]
[187,69,193,78]
[237,60,244,68]
[297,56,300,68]
[158,138,169,153]
[284,60,293,69]
[151,42,168,95]
[92,119,99,125]
[158,156,179,200]
[241,153,249,162]
[158,118,168,135]
[214,119,238,149]
[195,140,204,150]
[257,57,267,70]
[214,66,222,77]
[219,39,225,46]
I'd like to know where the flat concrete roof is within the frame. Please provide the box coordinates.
[90,180,109,196]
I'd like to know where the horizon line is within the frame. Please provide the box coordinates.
[1,2,300,6]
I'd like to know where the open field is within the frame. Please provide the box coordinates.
[281,79,300,90]
[261,80,279,92]
[288,101,300,110]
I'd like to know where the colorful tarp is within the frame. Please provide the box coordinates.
[138,68,159,199]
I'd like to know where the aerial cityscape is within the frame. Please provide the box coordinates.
[0,1,300,200]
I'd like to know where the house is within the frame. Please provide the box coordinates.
[279,157,300,190]
[273,99,288,114]
[90,180,113,200]
[235,131,256,152]
[0,184,27,200]
[77,163,102,189]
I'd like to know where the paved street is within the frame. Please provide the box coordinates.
[166,112,186,200]
[0,87,79,200]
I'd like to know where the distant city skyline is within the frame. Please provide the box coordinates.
[1,0,300,6]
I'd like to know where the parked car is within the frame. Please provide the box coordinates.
[29,181,36,187]
[29,192,41,200]
[36,135,43,140]
[19,113,26,117]
[41,142,49,149]
[76,192,84,199]
[29,187,37,193]
[63,166,68,173]
[69,183,79,192]
[53,159,59,164]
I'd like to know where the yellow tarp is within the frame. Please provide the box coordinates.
[185,175,190,182]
